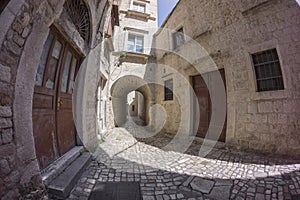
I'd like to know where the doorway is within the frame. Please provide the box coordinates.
[32,27,81,169]
[192,69,227,142]
[127,91,146,126]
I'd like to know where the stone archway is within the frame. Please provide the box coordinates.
[110,75,152,127]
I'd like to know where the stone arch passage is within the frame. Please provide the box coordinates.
[110,75,152,127]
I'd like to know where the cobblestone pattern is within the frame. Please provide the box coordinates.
[65,127,300,200]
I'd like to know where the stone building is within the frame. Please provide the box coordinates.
[0,0,115,198]
[106,0,158,128]
[153,0,300,155]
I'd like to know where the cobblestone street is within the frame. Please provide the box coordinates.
[66,121,300,200]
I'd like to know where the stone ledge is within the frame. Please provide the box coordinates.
[41,146,85,185]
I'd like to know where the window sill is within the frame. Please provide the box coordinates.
[251,89,290,100]
[135,0,150,3]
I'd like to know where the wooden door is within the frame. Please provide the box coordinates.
[33,27,80,169]
[192,69,227,142]
[56,48,79,156]
[193,73,211,139]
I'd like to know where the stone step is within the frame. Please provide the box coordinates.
[47,152,92,199]
[42,146,85,185]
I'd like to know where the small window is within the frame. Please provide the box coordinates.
[35,33,54,86]
[251,49,284,92]
[132,105,135,111]
[172,27,185,49]
[132,2,145,13]
[164,79,173,101]
[127,34,144,53]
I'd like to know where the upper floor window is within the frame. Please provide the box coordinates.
[172,27,185,50]
[132,2,146,13]
[164,79,173,101]
[128,34,144,53]
[251,48,284,92]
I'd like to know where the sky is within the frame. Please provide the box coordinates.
[157,0,179,27]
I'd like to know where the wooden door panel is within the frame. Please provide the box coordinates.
[32,111,57,169]
[56,110,76,155]
[56,48,79,156]
[193,69,227,142]
[193,74,211,138]
[33,93,54,109]
[58,97,72,109]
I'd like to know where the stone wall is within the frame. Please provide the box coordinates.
[0,0,110,198]
[106,0,158,130]
[153,0,300,155]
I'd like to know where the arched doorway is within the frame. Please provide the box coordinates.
[32,0,92,170]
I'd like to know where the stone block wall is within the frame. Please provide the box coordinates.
[153,0,300,155]
[0,0,111,198]
[0,1,44,198]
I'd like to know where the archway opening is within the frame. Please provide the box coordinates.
[127,91,146,126]
[110,75,152,128]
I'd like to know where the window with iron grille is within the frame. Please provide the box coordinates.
[164,79,173,101]
[64,0,91,44]
[127,34,144,53]
[172,27,185,50]
[252,49,284,92]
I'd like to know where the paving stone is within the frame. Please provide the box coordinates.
[190,177,215,194]
[206,185,231,200]
[215,179,233,186]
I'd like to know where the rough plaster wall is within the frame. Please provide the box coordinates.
[154,0,300,155]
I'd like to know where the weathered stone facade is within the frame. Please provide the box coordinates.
[153,0,300,155]
[0,0,111,198]
[104,0,158,129]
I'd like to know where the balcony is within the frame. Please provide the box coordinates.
[113,51,150,64]
[120,9,156,21]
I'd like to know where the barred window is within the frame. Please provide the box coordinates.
[164,79,173,101]
[252,49,284,92]
[172,27,185,50]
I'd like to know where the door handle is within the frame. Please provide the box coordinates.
[57,97,63,110]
